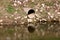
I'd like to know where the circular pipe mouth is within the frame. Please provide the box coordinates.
[28,9,35,15]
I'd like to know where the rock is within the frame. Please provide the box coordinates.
[17,1,22,5]
[28,14,35,18]
[57,12,60,15]
[24,16,27,18]
[21,22,25,24]
[41,3,45,7]
[27,19,33,23]
[13,3,17,6]
[0,20,3,23]
[35,14,41,18]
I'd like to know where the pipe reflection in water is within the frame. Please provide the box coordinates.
[27,24,35,33]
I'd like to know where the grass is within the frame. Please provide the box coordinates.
[45,1,54,6]
[6,5,15,13]
[4,28,15,35]
[28,2,36,8]
[44,37,60,40]
[29,36,60,40]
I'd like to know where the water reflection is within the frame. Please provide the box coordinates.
[27,24,35,33]
[0,22,60,40]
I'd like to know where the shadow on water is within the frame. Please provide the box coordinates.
[0,22,60,40]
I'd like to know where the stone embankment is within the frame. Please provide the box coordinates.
[0,0,60,25]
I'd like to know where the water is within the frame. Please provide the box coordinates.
[0,22,60,40]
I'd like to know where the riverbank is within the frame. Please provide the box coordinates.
[0,0,60,25]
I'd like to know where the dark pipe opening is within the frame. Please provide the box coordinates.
[28,9,35,15]
[28,26,35,33]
